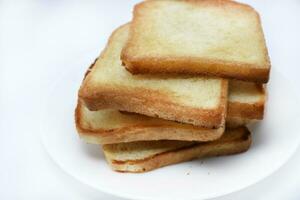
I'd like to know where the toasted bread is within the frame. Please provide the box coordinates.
[79,24,228,128]
[76,79,264,144]
[76,102,224,144]
[102,127,251,172]
[121,0,270,83]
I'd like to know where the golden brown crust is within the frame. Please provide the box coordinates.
[78,24,228,128]
[75,102,224,144]
[121,0,271,83]
[104,127,251,173]
[122,57,270,83]
[74,101,82,133]
[227,101,264,119]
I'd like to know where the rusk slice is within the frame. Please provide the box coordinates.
[79,24,228,128]
[76,102,224,144]
[77,80,265,144]
[102,127,251,172]
[121,0,270,83]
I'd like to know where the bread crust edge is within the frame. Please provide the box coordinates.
[103,127,251,173]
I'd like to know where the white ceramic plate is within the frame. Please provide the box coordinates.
[40,64,300,200]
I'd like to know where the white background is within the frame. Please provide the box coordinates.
[1,0,300,199]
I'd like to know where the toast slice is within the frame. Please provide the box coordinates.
[76,80,265,144]
[76,102,224,144]
[102,127,251,172]
[79,24,228,128]
[121,0,270,83]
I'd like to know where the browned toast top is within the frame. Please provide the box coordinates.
[121,0,270,83]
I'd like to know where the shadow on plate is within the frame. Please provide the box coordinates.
[248,122,267,149]
[79,141,105,159]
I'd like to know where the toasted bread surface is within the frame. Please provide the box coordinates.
[79,24,228,128]
[121,0,270,83]
[102,127,251,172]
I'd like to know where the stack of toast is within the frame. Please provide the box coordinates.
[76,0,270,173]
